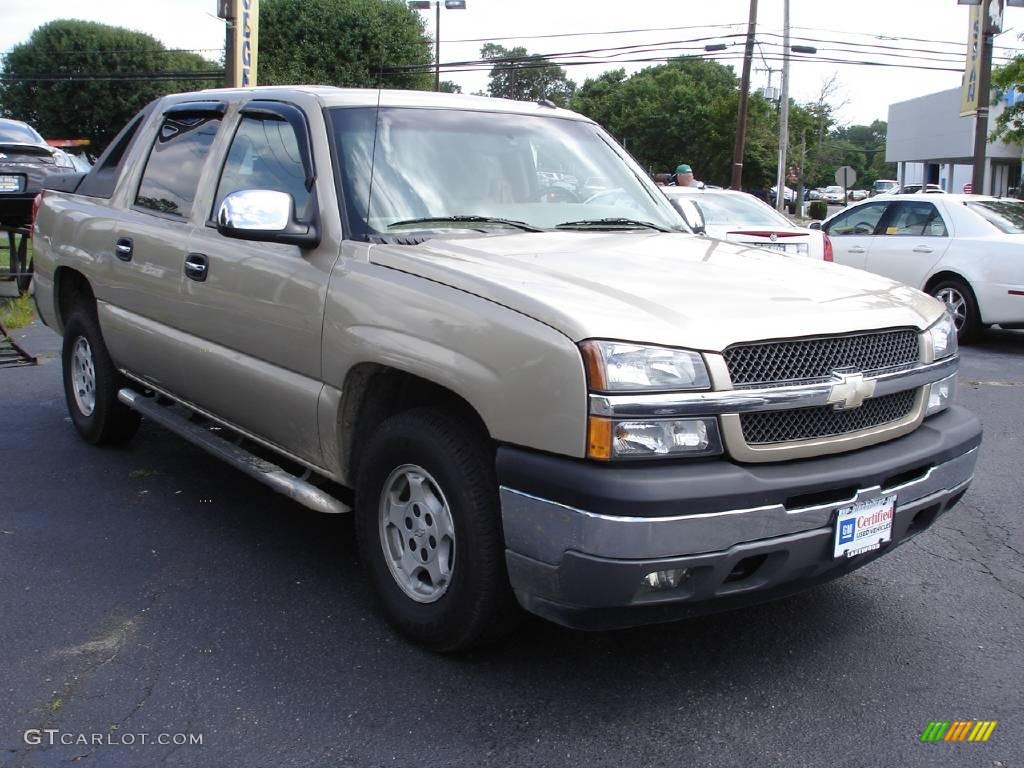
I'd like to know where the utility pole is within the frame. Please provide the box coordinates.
[434,0,441,91]
[774,0,791,211]
[730,0,758,190]
[971,0,995,194]
[796,129,806,213]
[220,0,236,88]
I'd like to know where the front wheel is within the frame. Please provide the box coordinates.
[355,409,518,652]
[930,278,981,344]
[61,309,140,444]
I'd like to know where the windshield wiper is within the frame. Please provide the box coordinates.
[388,215,544,232]
[554,217,672,232]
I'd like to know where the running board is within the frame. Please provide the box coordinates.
[117,388,350,515]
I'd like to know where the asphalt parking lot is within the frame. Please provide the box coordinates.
[2,319,1022,768]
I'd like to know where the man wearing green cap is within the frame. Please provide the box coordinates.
[670,163,701,187]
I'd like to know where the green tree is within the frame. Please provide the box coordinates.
[260,0,432,90]
[571,58,774,188]
[0,20,216,151]
[481,43,576,106]
[992,54,1024,144]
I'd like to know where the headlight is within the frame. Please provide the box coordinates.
[580,340,710,392]
[927,312,958,360]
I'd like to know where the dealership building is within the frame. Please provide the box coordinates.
[886,87,1023,195]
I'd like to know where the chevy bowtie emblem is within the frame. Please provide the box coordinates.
[827,371,876,410]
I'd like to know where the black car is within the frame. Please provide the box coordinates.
[0,118,81,228]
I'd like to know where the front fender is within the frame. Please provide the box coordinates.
[323,261,589,461]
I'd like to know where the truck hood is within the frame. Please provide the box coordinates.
[368,232,942,351]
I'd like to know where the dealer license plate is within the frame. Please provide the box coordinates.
[0,175,22,193]
[833,494,895,558]
[746,241,787,252]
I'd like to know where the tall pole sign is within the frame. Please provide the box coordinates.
[233,0,259,87]
[961,0,1003,195]
[220,0,258,87]
[960,3,982,116]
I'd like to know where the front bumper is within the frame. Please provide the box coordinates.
[498,406,982,630]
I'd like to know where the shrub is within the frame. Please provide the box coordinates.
[808,200,828,220]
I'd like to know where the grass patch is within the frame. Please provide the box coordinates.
[0,294,35,330]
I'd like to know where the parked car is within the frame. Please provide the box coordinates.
[0,118,81,228]
[822,186,847,204]
[662,186,831,260]
[768,185,796,203]
[34,87,980,651]
[871,179,899,196]
[849,188,869,201]
[817,193,1024,341]
[900,183,945,195]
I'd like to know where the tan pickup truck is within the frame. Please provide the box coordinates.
[33,87,981,651]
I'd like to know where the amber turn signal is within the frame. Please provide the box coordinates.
[587,415,613,460]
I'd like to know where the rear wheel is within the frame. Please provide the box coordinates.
[355,408,518,652]
[61,308,140,444]
[930,278,981,344]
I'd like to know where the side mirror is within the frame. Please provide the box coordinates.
[670,197,706,234]
[808,221,822,230]
[216,189,319,248]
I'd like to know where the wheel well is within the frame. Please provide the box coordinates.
[924,270,970,294]
[54,267,95,332]
[340,364,492,484]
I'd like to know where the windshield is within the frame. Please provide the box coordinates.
[328,107,684,238]
[965,200,1024,233]
[666,191,789,228]
[0,120,45,145]
[873,180,897,192]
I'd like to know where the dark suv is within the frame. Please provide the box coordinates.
[0,118,80,228]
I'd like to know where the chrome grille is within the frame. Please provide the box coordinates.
[724,330,920,388]
[739,390,917,445]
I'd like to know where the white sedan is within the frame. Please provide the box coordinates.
[663,186,830,260]
[822,186,847,204]
[817,193,1024,341]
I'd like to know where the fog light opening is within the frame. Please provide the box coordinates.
[725,554,767,583]
[642,567,691,591]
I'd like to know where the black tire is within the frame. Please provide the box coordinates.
[61,307,140,445]
[929,277,982,344]
[14,236,32,295]
[354,408,518,652]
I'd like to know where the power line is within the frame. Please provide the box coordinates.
[438,22,747,44]
[0,71,224,82]
[0,47,223,60]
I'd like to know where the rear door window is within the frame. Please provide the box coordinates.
[135,114,221,218]
[882,201,948,237]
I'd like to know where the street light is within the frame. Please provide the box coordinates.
[409,0,467,92]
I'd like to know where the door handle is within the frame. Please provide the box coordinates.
[115,238,133,262]
[184,253,209,282]
[849,246,866,254]
[913,245,934,254]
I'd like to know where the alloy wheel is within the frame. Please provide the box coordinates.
[378,464,456,603]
